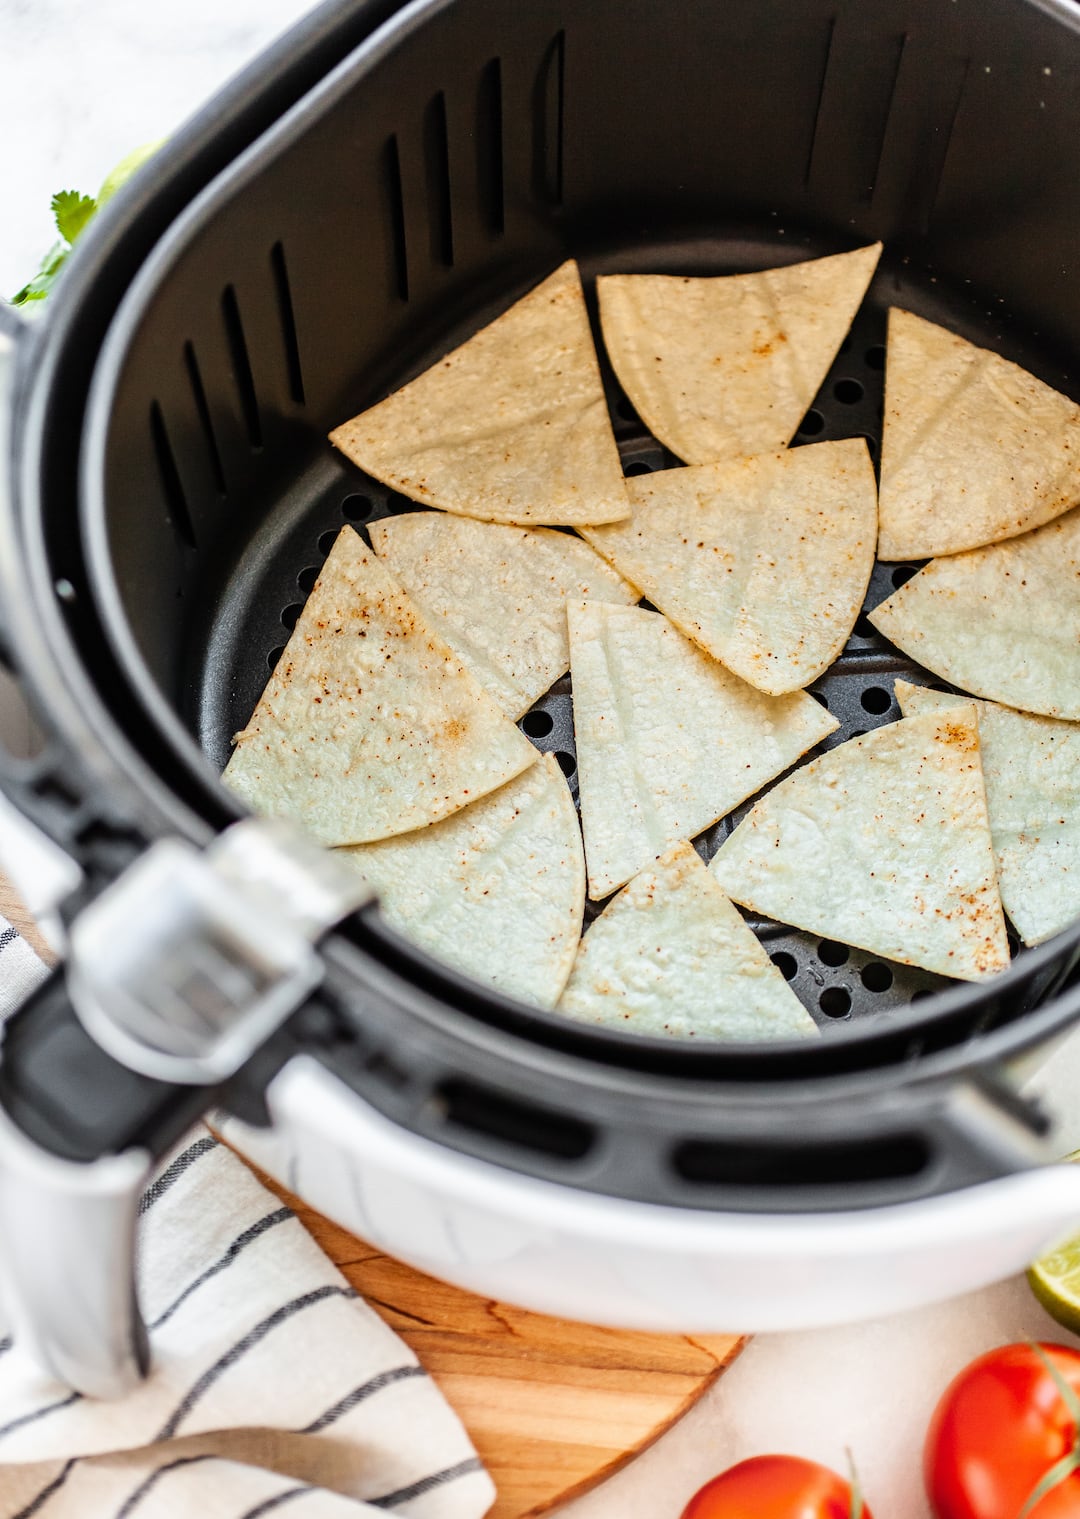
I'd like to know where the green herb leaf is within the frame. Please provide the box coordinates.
[51,190,97,245]
[11,241,71,306]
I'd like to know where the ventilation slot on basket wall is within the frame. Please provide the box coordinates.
[183,341,227,496]
[384,135,410,302]
[423,91,454,268]
[149,402,196,550]
[439,1077,594,1161]
[477,57,505,235]
[270,242,306,406]
[674,1132,932,1190]
[803,16,836,186]
[221,284,263,449]
[533,28,565,205]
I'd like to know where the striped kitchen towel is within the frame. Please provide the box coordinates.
[0,917,495,1519]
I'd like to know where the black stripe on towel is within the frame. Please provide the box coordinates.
[239,1487,314,1518]
[155,1285,358,1441]
[114,1455,216,1518]
[0,1335,12,1357]
[9,1457,77,1519]
[0,927,20,955]
[149,1208,293,1329]
[368,1457,487,1509]
[138,1135,218,1216]
[0,1391,80,1443]
[300,1364,427,1434]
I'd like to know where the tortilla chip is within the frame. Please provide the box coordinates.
[338,753,583,1008]
[596,243,881,465]
[568,601,837,899]
[711,708,1009,980]
[896,680,1080,947]
[329,261,629,527]
[557,840,817,1040]
[868,508,1080,720]
[583,439,877,695]
[223,527,537,845]
[878,309,1080,560]
[369,512,637,719]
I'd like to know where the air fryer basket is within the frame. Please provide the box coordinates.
[82,0,1080,1026]
[4,0,1080,1229]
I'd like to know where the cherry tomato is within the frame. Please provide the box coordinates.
[681,1454,871,1518]
[925,1341,1080,1518]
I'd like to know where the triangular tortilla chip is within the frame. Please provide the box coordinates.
[868,508,1080,719]
[896,680,1080,947]
[878,309,1080,560]
[329,261,629,527]
[596,243,881,465]
[568,601,837,899]
[584,439,877,695]
[710,708,1010,980]
[558,840,817,1040]
[338,754,583,1008]
[224,527,537,845]
[369,512,637,719]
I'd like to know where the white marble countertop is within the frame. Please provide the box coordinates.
[1,3,1077,1516]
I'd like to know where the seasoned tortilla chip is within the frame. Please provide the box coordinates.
[896,680,1080,947]
[369,512,637,719]
[224,527,536,845]
[711,708,1009,980]
[597,243,881,465]
[338,754,583,1008]
[583,439,877,695]
[878,309,1080,560]
[869,508,1080,720]
[329,261,629,527]
[568,601,837,899]
[558,840,817,1041]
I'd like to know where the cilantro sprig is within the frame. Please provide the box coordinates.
[9,141,163,308]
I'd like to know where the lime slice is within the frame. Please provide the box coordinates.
[1028,1152,1080,1334]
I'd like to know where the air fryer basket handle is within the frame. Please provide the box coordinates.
[0,1103,150,1398]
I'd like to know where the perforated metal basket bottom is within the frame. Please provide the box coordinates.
[197,236,1036,1034]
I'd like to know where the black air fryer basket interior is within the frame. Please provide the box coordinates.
[5,0,1075,1206]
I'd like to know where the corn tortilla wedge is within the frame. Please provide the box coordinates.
[338,753,584,1008]
[370,511,637,719]
[224,527,537,845]
[896,680,1080,947]
[329,260,629,527]
[568,600,837,900]
[558,840,818,1041]
[596,243,881,465]
[878,309,1080,560]
[868,507,1080,720]
[583,439,877,695]
[710,708,1010,981]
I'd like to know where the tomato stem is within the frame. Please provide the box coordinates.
[846,1448,863,1519]
[1018,1345,1080,1518]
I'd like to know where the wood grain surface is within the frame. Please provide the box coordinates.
[256,1166,746,1519]
[0,875,56,963]
[0,874,746,1516]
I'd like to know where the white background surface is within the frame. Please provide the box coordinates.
[1,2,1078,1515]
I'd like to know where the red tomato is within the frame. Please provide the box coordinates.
[925,1341,1080,1518]
[681,1455,871,1519]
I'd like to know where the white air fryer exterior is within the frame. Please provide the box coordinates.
[223,1052,1080,1332]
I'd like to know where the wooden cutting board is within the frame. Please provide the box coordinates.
[257,1167,745,1519]
[1,874,746,1517]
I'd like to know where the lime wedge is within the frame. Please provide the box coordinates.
[1028,1152,1080,1334]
